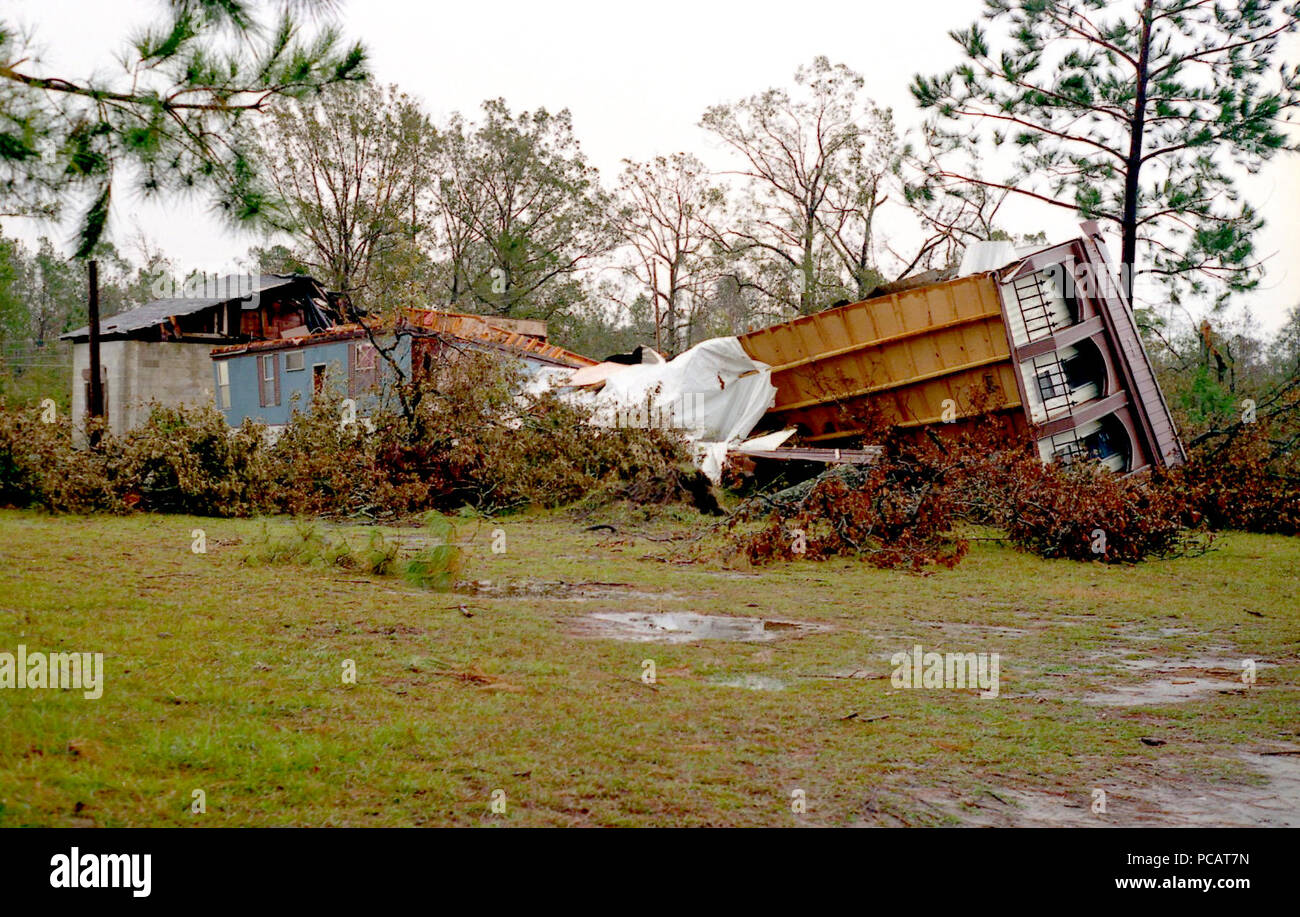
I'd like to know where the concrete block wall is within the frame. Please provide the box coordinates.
[70,341,217,436]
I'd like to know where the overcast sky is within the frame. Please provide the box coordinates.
[4,0,1298,330]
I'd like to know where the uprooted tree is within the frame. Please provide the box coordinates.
[729,416,1210,570]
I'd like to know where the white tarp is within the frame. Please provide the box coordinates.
[549,337,775,482]
[524,337,777,482]
[592,337,773,436]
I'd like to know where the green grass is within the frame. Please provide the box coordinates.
[0,507,1296,826]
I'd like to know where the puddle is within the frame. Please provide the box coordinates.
[708,674,786,691]
[462,580,689,602]
[894,752,1300,827]
[1081,677,1237,707]
[1080,656,1273,707]
[571,611,830,644]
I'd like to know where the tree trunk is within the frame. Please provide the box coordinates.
[1120,0,1155,304]
[666,254,682,356]
[801,242,815,315]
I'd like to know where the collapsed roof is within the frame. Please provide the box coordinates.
[405,310,596,369]
[61,274,331,342]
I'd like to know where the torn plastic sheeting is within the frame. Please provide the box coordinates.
[567,360,635,387]
[577,337,777,482]
[591,337,774,433]
[734,429,797,453]
[523,337,776,482]
[692,430,791,485]
[694,442,731,485]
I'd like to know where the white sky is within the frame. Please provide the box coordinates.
[3,0,1298,330]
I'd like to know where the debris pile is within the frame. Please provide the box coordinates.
[539,223,1186,482]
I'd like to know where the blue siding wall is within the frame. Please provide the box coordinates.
[213,335,568,428]
[215,336,410,427]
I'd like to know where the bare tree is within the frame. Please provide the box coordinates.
[892,137,1018,277]
[614,154,726,355]
[701,57,896,315]
[816,108,900,300]
[256,83,437,308]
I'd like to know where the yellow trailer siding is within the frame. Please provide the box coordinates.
[738,274,1024,442]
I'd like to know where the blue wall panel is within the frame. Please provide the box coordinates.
[215,336,411,427]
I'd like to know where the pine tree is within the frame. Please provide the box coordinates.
[912,0,1300,307]
[0,0,366,257]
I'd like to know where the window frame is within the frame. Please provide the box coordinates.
[216,361,231,410]
[257,353,281,408]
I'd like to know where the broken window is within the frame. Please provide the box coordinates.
[348,341,380,397]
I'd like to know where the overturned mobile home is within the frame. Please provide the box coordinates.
[736,223,1184,473]
[575,223,1185,477]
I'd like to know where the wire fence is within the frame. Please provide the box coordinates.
[0,341,73,407]
[1,341,73,368]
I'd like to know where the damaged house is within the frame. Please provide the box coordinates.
[557,224,1185,478]
[59,266,592,437]
[60,273,334,436]
[210,309,594,431]
[736,223,1185,473]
